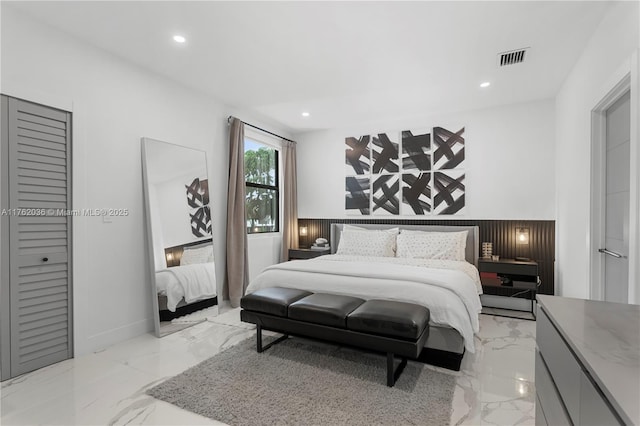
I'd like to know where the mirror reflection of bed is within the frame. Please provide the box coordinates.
[141,137,218,337]
[156,239,218,336]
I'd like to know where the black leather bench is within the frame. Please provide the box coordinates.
[240,287,430,387]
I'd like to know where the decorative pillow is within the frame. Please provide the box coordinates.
[180,244,214,265]
[396,230,468,261]
[336,228,398,257]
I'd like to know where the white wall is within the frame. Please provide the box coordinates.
[297,99,556,220]
[555,1,639,300]
[0,6,291,355]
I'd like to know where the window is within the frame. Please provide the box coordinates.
[245,138,279,234]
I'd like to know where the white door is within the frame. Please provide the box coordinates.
[601,90,631,303]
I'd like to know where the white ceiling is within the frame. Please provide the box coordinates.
[7,1,612,133]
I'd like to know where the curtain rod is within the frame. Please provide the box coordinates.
[227,116,296,144]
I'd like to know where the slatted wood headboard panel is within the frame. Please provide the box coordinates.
[298,218,555,296]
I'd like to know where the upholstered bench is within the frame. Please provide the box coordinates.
[240,287,430,387]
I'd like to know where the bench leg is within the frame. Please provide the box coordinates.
[255,324,289,353]
[387,352,408,387]
[256,324,264,353]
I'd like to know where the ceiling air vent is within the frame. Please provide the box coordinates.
[497,48,529,67]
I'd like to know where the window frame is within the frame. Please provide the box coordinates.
[244,132,281,234]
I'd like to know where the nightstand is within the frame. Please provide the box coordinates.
[478,258,539,320]
[288,248,331,260]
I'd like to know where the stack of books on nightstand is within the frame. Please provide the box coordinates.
[311,243,331,251]
[310,238,330,251]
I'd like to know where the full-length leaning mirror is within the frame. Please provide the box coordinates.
[141,138,218,337]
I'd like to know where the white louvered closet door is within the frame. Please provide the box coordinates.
[5,97,72,378]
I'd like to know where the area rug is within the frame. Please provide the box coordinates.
[147,336,457,426]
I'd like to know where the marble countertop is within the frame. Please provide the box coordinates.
[537,295,639,425]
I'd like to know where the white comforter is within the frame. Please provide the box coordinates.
[246,255,482,352]
[156,263,217,312]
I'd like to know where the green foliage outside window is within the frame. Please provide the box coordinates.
[244,144,278,233]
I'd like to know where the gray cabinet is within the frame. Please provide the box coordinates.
[1,96,73,380]
[536,306,622,425]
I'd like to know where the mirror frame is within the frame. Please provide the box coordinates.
[141,137,214,337]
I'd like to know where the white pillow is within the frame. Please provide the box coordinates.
[336,228,398,257]
[396,230,468,261]
[343,225,400,234]
[180,244,214,265]
[343,224,366,231]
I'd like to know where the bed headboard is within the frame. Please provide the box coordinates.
[164,238,212,267]
[330,224,480,266]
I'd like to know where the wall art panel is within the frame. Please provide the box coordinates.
[433,127,465,170]
[401,172,431,215]
[372,174,400,215]
[345,176,370,215]
[401,130,431,171]
[345,135,371,175]
[371,133,399,174]
[433,170,465,215]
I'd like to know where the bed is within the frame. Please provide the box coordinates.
[156,239,217,320]
[246,224,482,362]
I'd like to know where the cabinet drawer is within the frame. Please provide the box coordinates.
[537,308,581,424]
[535,350,572,426]
[479,261,538,276]
[535,394,548,426]
[579,370,621,426]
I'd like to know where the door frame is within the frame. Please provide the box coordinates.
[589,73,634,302]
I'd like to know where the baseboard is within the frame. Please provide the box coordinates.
[78,317,153,356]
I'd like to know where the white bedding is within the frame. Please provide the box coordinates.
[246,254,482,352]
[156,263,217,312]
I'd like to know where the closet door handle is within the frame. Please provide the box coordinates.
[42,257,49,262]
[598,248,624,258]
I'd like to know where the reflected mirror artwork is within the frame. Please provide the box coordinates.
[141,138,218,337]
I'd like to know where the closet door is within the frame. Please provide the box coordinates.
[2,96,72,378]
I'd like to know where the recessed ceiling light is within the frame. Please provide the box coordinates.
[480,81,491,88]
[301,112,310,117]
[173,35,186,43]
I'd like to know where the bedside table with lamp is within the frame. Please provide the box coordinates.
[479,228,540,320]
[289,226,331,260]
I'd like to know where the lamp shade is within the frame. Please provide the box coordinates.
[516,228,529,245]
[300,226,308,236]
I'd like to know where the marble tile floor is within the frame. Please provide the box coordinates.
[1,309,536,426]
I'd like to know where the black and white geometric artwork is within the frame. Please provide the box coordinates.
[433,170,465,215]
[343,125,465,216]
[186,178,212,237]
[345,136,371,175]
[345,176,370,215]
[371,133,399,174]
[372,174,400,215]
[433,127,465,170]
[401,172,431,215]
[401,130,431,171]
